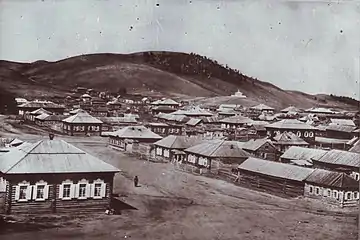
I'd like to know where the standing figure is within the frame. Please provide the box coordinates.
[134,176,139,187]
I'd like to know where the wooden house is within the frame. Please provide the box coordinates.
[151,106,177,115]
[249,104,275,115]
[325,124,357,140]
[304,169,359,207]
[108,126,162,152]
[280,146,327,167]
[240,139,278,161]
[265,119,317,143]
[98,117,138,132]
[62,110,103,136]
[90,106,109,117]
[330,119,356,127]
[311,150,360,181]
[153,135,203,162]
[26,108,52,122]
[280,106,301,114]
[172,107,214,118]
[349,139,360,153]
[146,123,183,136]
[0,138,119,214]
[184,140,251,170]
[18,101,65,116]
[35,114,67,127]
[150,99,180,109]
[314,137,350,150]
[220,115,253,129]
[107,99,122,111]
[271,132,309,152]
[80,94,92,102]
[237,157,314,197]
[91,97,107,108]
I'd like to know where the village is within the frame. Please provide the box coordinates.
[0,87,359,239]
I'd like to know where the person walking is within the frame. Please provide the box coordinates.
[134,176,139,187]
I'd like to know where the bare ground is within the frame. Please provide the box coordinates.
[0,123,358,240]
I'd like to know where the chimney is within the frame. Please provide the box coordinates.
[49,133,55,140]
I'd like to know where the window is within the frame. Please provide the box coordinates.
[304,131,309,137]
[315,187,320,195]
[309,186,313,194]
[296,131,301,137]
[94,183,102,197]
[346,192,352,200]
[19,186,27,200]
[309,132,314,137]
[326,189,331,197]
[63,184,71,198]
[354,192,359,200]
[36,185,45,199]
[333,191,338,199]
[79,184,87,198]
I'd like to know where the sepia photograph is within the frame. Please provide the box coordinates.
[0,0,359,239]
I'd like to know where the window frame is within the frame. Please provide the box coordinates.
[62,183,72,200]
[18,185,29,202]
[78,183,87,199]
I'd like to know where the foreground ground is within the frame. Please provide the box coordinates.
[0,122,358,240]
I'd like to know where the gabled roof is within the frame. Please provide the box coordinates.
[19,101,65,109]
[62,110,103,124]
[326,123,357,133]
[69,108,83,114]
[281,106,301,113]
[154,135,203,149]
[272,132,309,146]
[0,139,120,174]
[349,140,360,153]
[151,99,179,106]
[97,117,137,124]
[238,157,314,181]
[172,107,213,117]
[220,115,253,125]
[35,113,50,120]
[109,126,162,139]
[185,140,250,158]
[30,108,52,115]
[186,118,203,126]
[330,119,356,127]
[305,107,336,114]
[280,146,328,161]
[156,113,190,123]
[266,119,317,130]
[305,169,358,189]
[241,139,276,152]
[311,150,360,168]
[250,104,275,111]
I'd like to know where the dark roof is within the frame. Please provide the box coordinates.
[326,124,357,133]
[19,101,65,109]
[311,150,360,168]
[241,139,276,152]
[305,169,358,189]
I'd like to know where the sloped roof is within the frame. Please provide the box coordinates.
[315,137,349,144]
[186,118,202,126]
[152,106,177,112]
[35,113,50,120]
[312,150,360,168]
[151,99,179,105]
[241,139,276,152]
[272,132,309,146]
[156,113,190,123]
[250,104,275,111]
[349,140,360,153]
[220,115,253,124]
[306,107,336,114]
[172,107,213,117]
[305,169,358,189]
[109,126,162,139]
[238,157,314,181]
[185,140,250,158]
[281,106,301,113]
[0,139,120,174]
[330,119,356,127]
[30,108,53,115]
[98,117,137,124]
[280,146,328,161]
[69,108,83,114]
[19,101,65,109]
[266,119,317,130]
[62,110,103,124]
[154,135,203,149]
[326,123,357,133]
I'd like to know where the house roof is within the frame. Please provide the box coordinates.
[238,157,315,181]
[151,98,179,106]
[241,139,276,152]
[330,119,356,127]
[305,169,358,189]
[272,132,309,146]
[314,137,349,144]
[154,135,203,149]
[62,110,103,124]
[312,150,360,168]
[185,140,250,158]
[30,108,53,115]
[156,113,190,123]
[35,113,50,120]
[220,115,253,125]
[146,122,169,127]
[109,126,162,139]
[69,108,83,114]
[98,117,137,124]
[280,146,328,161]
[172,107,213,117]
[250,104,275,111]
[0,139,120,174]
[266,119,317,130]
[186,118,203,126]
[326,123,357,133]
[19,101,65,109]
[281,106,301,113]
[305,107,336,114]
[152,106,177,112]
[349,140,360,153]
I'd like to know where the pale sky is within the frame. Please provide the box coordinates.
[0,0,359,98]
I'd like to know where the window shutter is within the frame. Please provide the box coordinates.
[59,184,64,199]
[44,185,50,199]
[90,183,95,198]
[85,184,91,198]
[14,186,20,200]
[100,183,106,198]
[26,186,33,201]
[71,184,77,199]
[32,185,37,199]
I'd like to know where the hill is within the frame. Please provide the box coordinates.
[0,51,359,111]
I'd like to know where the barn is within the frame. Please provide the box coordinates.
[237,157,314,197]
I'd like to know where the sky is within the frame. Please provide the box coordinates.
[0,0,359,98]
